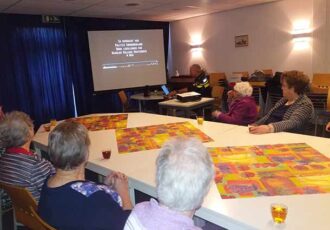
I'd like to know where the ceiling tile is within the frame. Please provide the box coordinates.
[1,0,280,21]
[4,0,104,15]
[0,0,20,12]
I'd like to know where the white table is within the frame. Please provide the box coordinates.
[158,97,215,117]
[130,93,164,112]
[33,113,330,230]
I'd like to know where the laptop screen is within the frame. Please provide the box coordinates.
[161,85,170,95]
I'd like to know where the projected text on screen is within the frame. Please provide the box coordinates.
[88,29,166,91]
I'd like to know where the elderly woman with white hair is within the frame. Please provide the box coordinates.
[0,111,55,202]
[124,138,214,230]
[212,82,258,125]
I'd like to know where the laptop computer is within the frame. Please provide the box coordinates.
[161,85,170,96]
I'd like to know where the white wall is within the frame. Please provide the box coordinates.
[312,0,330,73]
[168,0,316,79]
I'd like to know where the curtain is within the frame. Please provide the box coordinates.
[0,16,75,127]
[65,21,94,115]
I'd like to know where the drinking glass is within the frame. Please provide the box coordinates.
[196,116,204,125]
[271,203,288,224]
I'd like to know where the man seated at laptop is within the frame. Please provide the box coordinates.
[168,64,211,98]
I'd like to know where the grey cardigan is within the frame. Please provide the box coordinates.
[255,94,314,132]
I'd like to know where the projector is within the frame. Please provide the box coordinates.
[176,92,202,102]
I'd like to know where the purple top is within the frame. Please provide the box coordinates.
[125,198,201,230]
[217,96,258,125]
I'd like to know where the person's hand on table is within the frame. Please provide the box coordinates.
[105,171,133,210]
[326,122,330,132]
[168,90,177,97]
[249,124,273,134]
[212,110,221,118]
[105,172,120,186]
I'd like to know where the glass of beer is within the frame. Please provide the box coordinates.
[196,115,204,125]
[50,119,57,127]
[271,203,288,224]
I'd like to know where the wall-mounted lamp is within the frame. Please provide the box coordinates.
[291,20,312,50]
[190,44,203,58]
[292,20,311,33]
[292,32,312,39]
[190,33,203,58]
[190,44,202,49]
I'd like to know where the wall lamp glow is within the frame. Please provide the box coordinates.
[292,32,312,39]
[292,32,311,50]
[190,44,203,58]
[190,44,202,49]
[291,20,312,50]
[292,20,311,33]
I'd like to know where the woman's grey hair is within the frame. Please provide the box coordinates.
[0,111,34,148]
[234,82,253,97]
[156,138,214,212]
[48,121,90,170]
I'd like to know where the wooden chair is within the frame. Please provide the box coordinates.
[312,73,330,88]
[211,86,224,110]
[0,182,55,230]
[232,71,249,82]
[262,69,273,76]
[208,72,226,87]
[232,71,249,77]
[1,188,13,230]
[118,90,138,112]
[327,88,330,112]
[307,92,329,136]
[251,86,266,117]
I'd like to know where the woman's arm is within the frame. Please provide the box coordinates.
[105,172,133,210]
[271,101,313,132]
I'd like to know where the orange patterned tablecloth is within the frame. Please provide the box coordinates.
[67,114,128,131]
[116,121,213,154]
[210,143,330,199]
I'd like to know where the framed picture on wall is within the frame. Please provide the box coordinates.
[235,35,248,47]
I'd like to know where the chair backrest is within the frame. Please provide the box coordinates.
[312,73,330,87]
[268,92,282,107]
[251,87,261,105]
[264,92,282,114]
[262,69,273,76]
[327,88,330,112]
[232,71,249,77]
[211,86,224,109]
[209,72,226,87]
[118,90,129,112]
[307,93,327,110]
[310,85,328,94]
[0,182,55,230]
